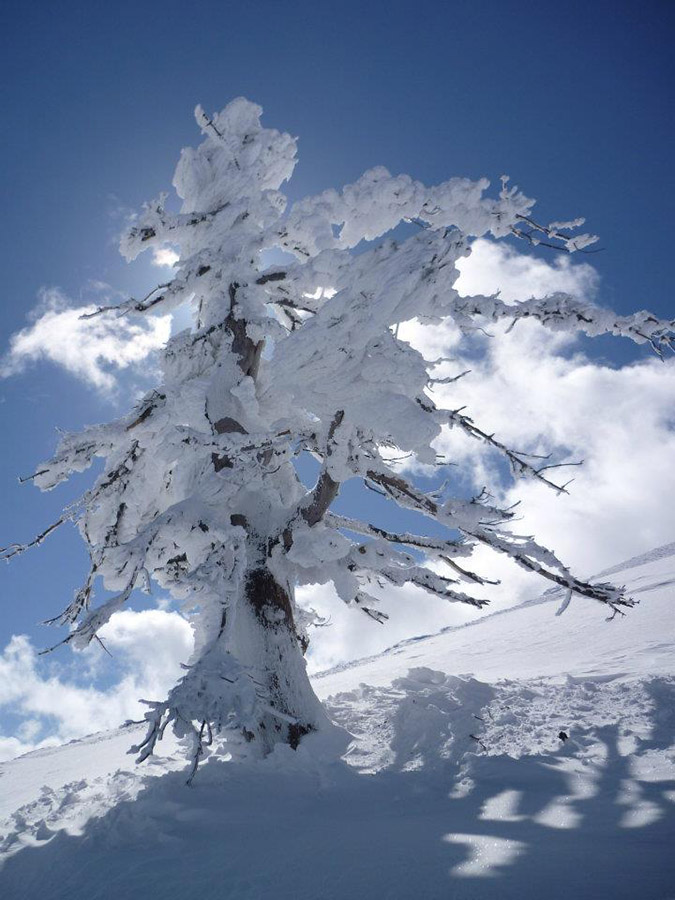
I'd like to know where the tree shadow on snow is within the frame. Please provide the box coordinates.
[1,676,674,900]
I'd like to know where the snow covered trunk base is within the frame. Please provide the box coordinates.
[132,566,332,776]
[232,567,326,752]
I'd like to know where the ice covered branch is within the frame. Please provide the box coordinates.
[451,293,675,357]
[364,468,634,613]
[0,515,71,561]
[7,97,661,774]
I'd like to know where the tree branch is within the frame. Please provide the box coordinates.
[327,513,469,557]
[282,411,345,549]
[0,515,71,560]
[430,400,576,494]
[362,467,632,612]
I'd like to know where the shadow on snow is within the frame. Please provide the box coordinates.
[1,675,674,900]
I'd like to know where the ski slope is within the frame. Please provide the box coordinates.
[0,544,673,899]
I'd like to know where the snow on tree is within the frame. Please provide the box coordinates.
[4,99,673,776]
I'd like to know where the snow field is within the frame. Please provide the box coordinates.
[0,543,673,898]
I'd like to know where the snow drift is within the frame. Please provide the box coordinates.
[0,543,673,899]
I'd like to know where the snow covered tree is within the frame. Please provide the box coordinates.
[5,99,673,773]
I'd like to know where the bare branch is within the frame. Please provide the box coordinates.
[126,391,166,431]
[465,527,635,615]
[80,283,171,320]
[369,562,489,608]
[452,292,675,358]
[1,515,71,561]
[272,297,316,315]
[511,213,601,254]
[186,719,211,786]
[428,369,471,386]
[17,468,49,485]
[440,555,499,586]
[361,465,633,612]
[427,399,575,494]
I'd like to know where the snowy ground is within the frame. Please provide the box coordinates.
[1,544,673,899]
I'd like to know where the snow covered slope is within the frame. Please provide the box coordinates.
[315,541,675,693]
[1,544,673,899]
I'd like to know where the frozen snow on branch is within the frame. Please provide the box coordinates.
[6,98,673,774]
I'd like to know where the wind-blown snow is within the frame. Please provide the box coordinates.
[1,543,673,899]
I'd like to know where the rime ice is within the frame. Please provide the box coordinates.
[8,99,673,771]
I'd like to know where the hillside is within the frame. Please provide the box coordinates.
[1,544,673,899]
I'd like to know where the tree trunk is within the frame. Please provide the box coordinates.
[214,282,329,752]
[226,565,326,753]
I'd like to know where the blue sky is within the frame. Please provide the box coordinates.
[0,1,673,754]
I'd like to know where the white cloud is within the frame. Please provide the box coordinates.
[302,579,471,675]
[151,246,180,268]
[1,287,171,393]
[455,237,600,302]
[0,734,61,761]
[97,609,194,698]
[407,239,675,590]
[430,324,675,570]
[0,610,193,761]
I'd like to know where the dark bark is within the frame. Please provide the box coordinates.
[218,282,318,750]
[242,566,315,749]
[212,416,248,471]
[245,567,295,629]
[281,410,344,549]
[226,282,264,379]
[300,469,341,528]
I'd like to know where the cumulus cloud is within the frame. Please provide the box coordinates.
[1,287,171,393]
[0,610,193,761]
[302,579,470,675]
[422,242,674,568]
[427,324,674,574]
[151,246,180,268]
[409,245,674,581]
[456,236,600,302]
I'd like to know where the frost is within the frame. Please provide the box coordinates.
[287,524,352,567]
[5,98,673,772]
